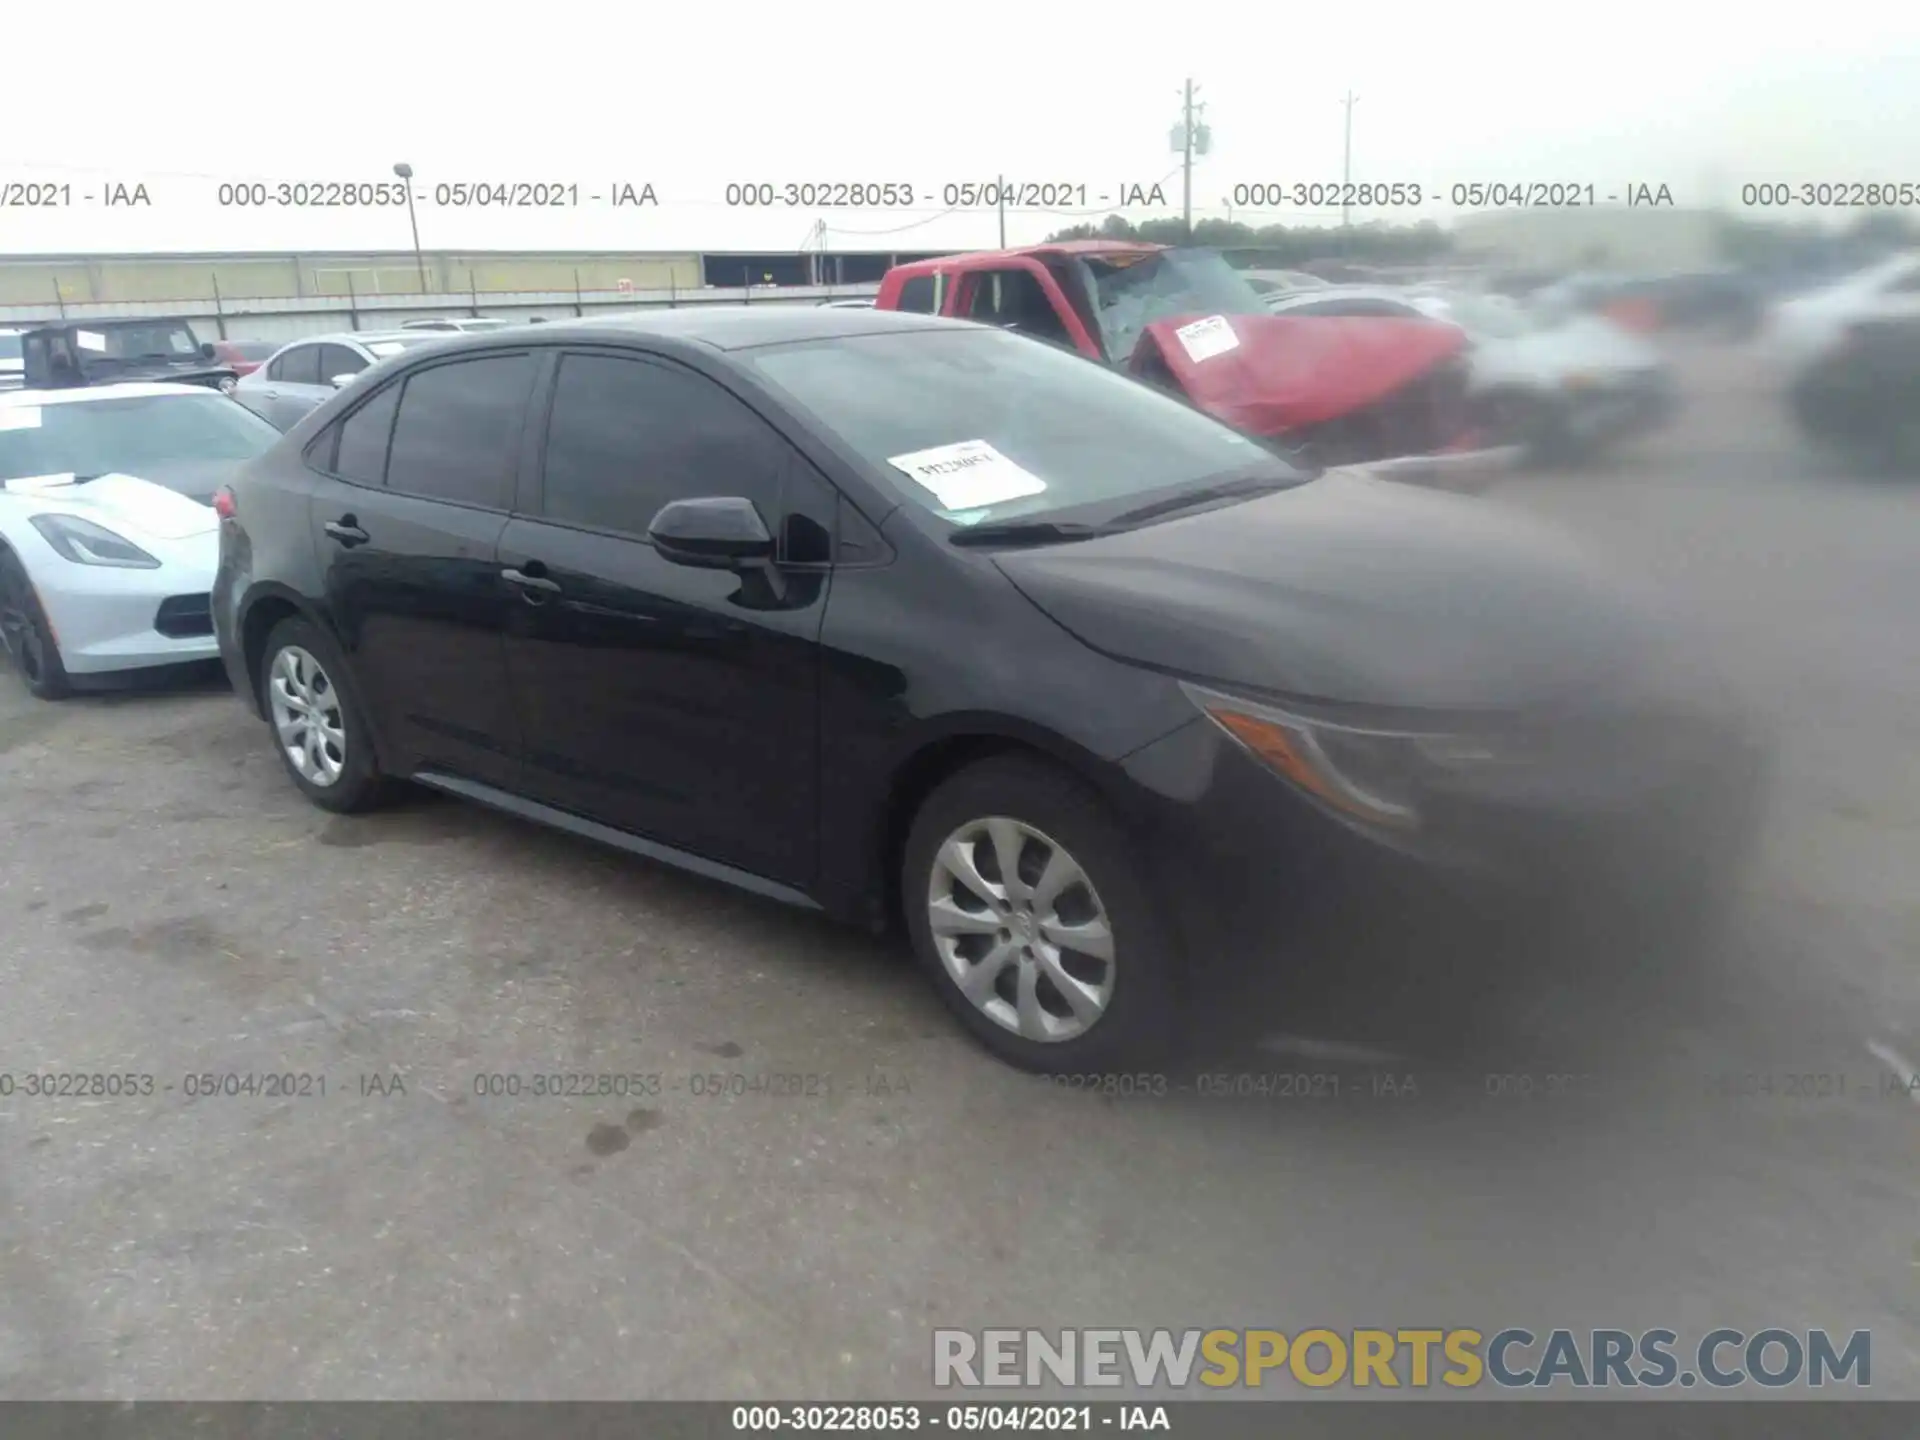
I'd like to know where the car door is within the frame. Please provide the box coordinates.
[303,349,538,790]
[496,348,834,886]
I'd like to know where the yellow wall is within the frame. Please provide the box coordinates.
[0,253,704,306]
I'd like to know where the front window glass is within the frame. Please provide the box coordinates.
[0,393,280,493]
[1074,248,1268,362]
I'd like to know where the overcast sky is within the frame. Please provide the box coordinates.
[4,0,1919,254]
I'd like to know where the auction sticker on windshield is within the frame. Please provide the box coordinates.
[1174,315,1240,363]
[75,330,107,352]
[0,406,42,430]
[888,439,1047,512]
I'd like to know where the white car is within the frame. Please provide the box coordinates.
[1264,285,1676,461]
[234,330,447,431]
[399,317,516,333]
[1765,252,1920,374]
[0,383,281,699]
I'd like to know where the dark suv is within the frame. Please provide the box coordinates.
[213,308,1762,1071]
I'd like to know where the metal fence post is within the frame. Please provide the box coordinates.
[53,278,66,317]
[573,267,584,318]
[346,272,360,331]
[469,269,479,317]
[211,273,229,339]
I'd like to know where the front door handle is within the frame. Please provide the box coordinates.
[502,567,561,594]
[323,518,370,546]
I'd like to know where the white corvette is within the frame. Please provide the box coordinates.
[0,382,281,699]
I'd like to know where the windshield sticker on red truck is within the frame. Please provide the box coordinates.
[887,439,1048,513]
[1173,315,1240,363]
[74,330,108,352]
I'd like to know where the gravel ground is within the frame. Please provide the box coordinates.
[1,341,1915,1400]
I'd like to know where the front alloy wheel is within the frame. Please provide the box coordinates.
[268,645,347,787]
[928,816,1116,1043]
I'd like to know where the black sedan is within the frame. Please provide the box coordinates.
[211,307,1764,1072]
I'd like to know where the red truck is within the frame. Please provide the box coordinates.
[872,241,1515,483]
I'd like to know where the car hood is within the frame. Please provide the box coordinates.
[2,470,218,539]
[993,470,1673,711]
[1131,313,1466,435]
[1470,319,1663,387]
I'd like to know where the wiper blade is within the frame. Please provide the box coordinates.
[948,520,1108,548]
[1102,473,1290,529]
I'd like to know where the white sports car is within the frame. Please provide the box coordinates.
[0,382,281,699]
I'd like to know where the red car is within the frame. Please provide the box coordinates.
[873,241,1515,483]
[210,339,278,378]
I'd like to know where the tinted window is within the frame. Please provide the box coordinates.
[319,344,367,379]
[384,355,533,508]
[272,345,322,384]
[895,275,938,313]
[332,382,402,486]
[540,353,787,537]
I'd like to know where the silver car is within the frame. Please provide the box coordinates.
[233,331,446,430]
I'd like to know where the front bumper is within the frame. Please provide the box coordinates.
[27,541,219,675]
[1122,710,1766,968]
[1563,369,1680,445]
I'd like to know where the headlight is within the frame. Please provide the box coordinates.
[29,513,161,569]
[1183,682,1440,831]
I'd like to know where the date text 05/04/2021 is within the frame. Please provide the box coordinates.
[1225,181,1677,209]
[0,1071,916,1101]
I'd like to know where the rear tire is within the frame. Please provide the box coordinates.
[0,548,72,701]
[901,755,1181,1073]
[257,616,392,814]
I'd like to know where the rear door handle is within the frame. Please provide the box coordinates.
[502,567,561,594]
[323,519,370,546]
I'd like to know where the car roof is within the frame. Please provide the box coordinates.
[886,240,1163,278]
[275,331,439,348]
[0,381,218,407]
[455,304,958,352]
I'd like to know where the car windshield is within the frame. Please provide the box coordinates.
[84,322,202,360]
[1074,248,1270,362]
[743,327,1307,528]
[0,392,280,491]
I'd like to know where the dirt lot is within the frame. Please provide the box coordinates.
[2,343,1917,1399]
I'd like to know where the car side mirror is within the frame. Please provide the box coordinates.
[648,496,775,569]
[330,373,357,389]
[199,342,217,360]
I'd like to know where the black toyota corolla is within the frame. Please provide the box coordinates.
[212,307,1764,1072]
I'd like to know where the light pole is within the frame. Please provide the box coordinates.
[393,162,426,293]
[1339,92,1359,229]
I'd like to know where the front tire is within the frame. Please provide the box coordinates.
[0,548,72,700]
[901,756,1180,1073]
[258,616,391,813]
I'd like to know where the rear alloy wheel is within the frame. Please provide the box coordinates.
[903,757,1178,1072]
[260,616,390,813]
[0,549,72,700]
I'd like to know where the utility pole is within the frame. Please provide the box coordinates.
[1170,79,1211,243]
[1340,91,1359,230]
